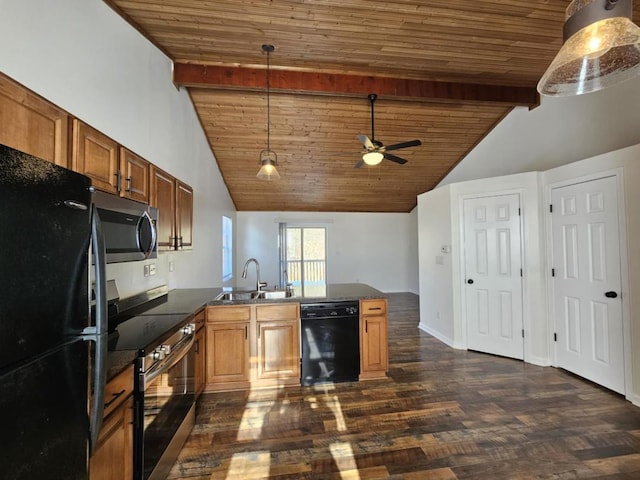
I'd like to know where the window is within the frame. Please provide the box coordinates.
[222,216,233,281]
[279,224,327,296]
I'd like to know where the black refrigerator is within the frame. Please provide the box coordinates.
[0,144,108,480]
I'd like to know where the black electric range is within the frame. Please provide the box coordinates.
[100,282,197,480]
[103,283,191,354]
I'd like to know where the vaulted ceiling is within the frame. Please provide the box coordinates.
[104,0,640,212]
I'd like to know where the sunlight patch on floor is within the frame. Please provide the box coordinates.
[330,441,361,479]
[221,451,270,480]
[325,395,348,431]
[236,387,280,441]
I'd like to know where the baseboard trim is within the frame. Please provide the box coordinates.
[418,323,461,349]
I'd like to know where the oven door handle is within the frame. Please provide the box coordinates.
[142,333,195,390]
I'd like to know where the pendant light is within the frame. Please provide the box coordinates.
[538,0,640,96]
[256,44,280,180]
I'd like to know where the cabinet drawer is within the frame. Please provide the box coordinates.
[207,305,251,322]
[103,365,133,419]
[256,303,299,321]
[361,299,387,315]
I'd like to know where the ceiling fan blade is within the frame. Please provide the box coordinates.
[383,152,408,165]
[354,159,365,169]
[356,134,375,150]
[384,139,421,151]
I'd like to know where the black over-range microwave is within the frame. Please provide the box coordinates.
[92,190,158,263]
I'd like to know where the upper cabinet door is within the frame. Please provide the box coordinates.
[150,165,176,250]
[176,181,193,250]
[120,147,150,203]
[0,74,69,167]
[71,120,119,194]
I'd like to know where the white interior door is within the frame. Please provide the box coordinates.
[551,176,624,394]
[463,194,524,359]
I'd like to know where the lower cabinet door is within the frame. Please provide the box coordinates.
[194,327,206,396]
[89,395,133,480]
[360,315,389,379]
[256,320,300,381]
[206,322,250,384]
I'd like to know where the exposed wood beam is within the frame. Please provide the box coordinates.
[174,63,539,108]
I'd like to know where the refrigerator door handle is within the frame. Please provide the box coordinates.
[84,205,108,455]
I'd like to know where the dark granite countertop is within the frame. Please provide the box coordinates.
[136,288,221,315]
[106,350,137,381]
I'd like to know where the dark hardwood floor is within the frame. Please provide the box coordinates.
[169,293,640,479]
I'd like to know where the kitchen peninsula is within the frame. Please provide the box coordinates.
[106,283,388,388]
[96,282,388,479]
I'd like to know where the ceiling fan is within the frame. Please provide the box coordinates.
[354,93,422,169]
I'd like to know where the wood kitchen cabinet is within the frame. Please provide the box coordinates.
[72,120,151,203]
[205,303,301,391]
[256,304,300,383]
[193,308,206,398]
[0,73,69,167]
[119,147,150,203]
[359,299,389,380]
[90,365,134,480]
[206,305,251,391]
[71,120,120,194]
[150,167,193,251]
[150,165,176,250]
[176,181,193,250]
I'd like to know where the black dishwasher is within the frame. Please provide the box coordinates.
[300,301,360,386]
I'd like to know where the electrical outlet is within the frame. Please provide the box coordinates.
[143,264,150,277]
[149,264,156,276]
[169,261,174,272]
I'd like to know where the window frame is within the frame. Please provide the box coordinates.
[222,215,233,282]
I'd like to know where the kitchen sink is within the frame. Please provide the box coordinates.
[214,290,261,301]
[260,290,288,299]
[214,289,292,301]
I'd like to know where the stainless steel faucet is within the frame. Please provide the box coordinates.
[242,258,267,291]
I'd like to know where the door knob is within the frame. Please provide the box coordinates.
[467,279,474,284]
[605,291,618,298]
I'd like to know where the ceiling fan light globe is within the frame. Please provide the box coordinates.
[362,151,384,166]
[538,1,640,96]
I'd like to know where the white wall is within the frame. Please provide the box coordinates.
[236,211,417,293]
[407,208,420,293]
[417,186,455,345]
[0,0,236,297]
[440,76,640,188]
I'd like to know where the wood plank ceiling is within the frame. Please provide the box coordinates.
[104,0,640,212]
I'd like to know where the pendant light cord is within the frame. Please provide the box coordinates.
[265,46,271,152]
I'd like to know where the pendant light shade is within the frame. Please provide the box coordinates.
[257,149,280,180]
[538,0,640,96]
[257,44,280,180]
